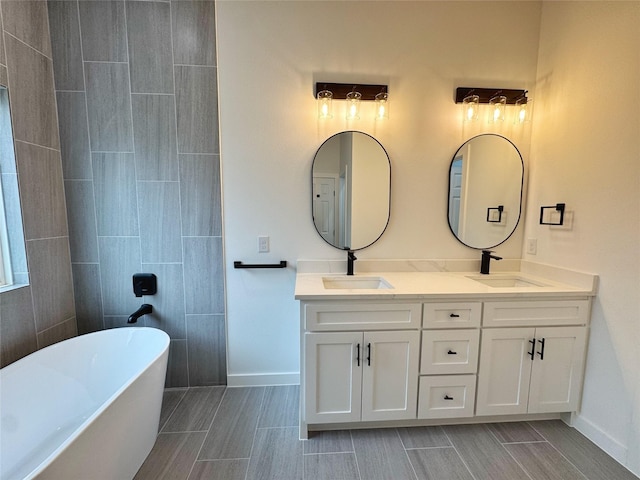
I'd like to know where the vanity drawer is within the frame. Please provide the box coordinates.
[483,300,590,327]
[418,375,476,419]
[420,330,479,374]
[422,302,481,328]
[305,303,422,331]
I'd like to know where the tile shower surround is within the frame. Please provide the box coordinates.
[135,385,640,480]
[0,0,77,367]
[47,0,225,387]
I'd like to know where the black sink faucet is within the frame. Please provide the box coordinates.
[480,250,502,274]
[346,250,357,276]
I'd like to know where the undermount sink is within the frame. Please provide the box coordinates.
[467,275,549,288]
[322,276,394,290]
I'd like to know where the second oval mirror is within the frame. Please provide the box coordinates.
[312,131,391,250]
[448,134,524,249]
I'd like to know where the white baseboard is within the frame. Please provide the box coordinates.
[227,372,300,387]
[573,413,628,466]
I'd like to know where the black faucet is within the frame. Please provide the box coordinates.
[480,250,502,274]
[346,250,357,276]
[128,304,153,324]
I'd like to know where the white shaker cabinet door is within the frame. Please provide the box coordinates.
[304,332,363,424]
[528,326,587,414]
[476,328,535,416]
[361,330,419,421]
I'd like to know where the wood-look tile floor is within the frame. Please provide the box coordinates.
[134,386,639,480]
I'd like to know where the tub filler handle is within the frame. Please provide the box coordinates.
[128,304,153,324]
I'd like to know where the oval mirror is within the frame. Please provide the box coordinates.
[447,134,523,249]
[312,131,391,250]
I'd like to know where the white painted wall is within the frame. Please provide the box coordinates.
[527,2,639,474]
[216,0,540,385]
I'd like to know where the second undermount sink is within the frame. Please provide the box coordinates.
[322,276,394,290]
[467,275,549,288]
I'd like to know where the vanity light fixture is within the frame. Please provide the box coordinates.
[314,82,389,121]
[317,89,333,119]
[455,87,529,125]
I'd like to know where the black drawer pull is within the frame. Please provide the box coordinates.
[528,338,536,359]
[444,395,454,400]
[537,338,546,360]
[447,349,457,355]
[449,313,460,318]
[367,343,371,366]
[356,343,360,366]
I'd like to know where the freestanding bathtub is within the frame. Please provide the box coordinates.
[0,327,170,480]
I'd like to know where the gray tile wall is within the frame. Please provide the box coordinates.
[0,0,77,368]
[47,0,225,387]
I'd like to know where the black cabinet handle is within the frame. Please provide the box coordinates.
[447,349,457,355]
[528,338,536,359]
[356,343,360,366]
[449,313,460,318]
[367,343,371,366]
[537,338,546,360]
[444,395,454,400]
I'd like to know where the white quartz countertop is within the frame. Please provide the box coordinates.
[294,262,598,301]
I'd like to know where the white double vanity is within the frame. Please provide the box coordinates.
[295,260,597,439]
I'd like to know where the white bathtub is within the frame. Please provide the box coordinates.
[0,327,170,480]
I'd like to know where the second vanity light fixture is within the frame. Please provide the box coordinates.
[316,82,389,121]
[456,87,532,125]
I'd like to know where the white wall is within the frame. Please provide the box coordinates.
[527,2,639,474]
[216,0,541,385]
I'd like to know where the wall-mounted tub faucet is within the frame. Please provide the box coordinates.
[480,250,502,274]
[346,250,357,276]
[128,304,153,324]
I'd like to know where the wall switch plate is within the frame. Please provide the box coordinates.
[258,235,269,253]
[526,238,537,255]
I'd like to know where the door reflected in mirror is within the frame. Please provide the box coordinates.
[448,134,524,249]
[312,131,391,250]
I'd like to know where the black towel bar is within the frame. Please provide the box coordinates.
[234,261,287,269]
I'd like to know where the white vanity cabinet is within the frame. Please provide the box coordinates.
[302,302,421,425]
[476,300,590,416]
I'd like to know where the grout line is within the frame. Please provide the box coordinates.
[404,445,456,450]
[243,387,267,480]
[486,424,535,480]
[441,426,480,480]
[349,430,363,480]
[397,428,420,480]
[159,388,187,433]
[3,31,53,60]
[526,422,590,480]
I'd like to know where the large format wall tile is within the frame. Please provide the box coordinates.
[37,317,77,349]
[179,154,221,236]
[71,263,104,334]
[15,142,68,240]
[64,180,98,263]
[183,237,224,314]
[140,263,185,338]
[132,94,178,181]
[171,1,217,66]
[0,286,36,367]
[137,181,182,263]
[186,314,226,386]
[126,1,173,94]
[26,237,75,333]
[78,0,127,62]
[4,35,59,148]
[92,153,139,236]
[47,1,84,91]
[1,1,52,57]
[166,339,188,387]
[85,62,133,152]
[97,237,142,316]
[175,66,218,154]
[56,91,91,180]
